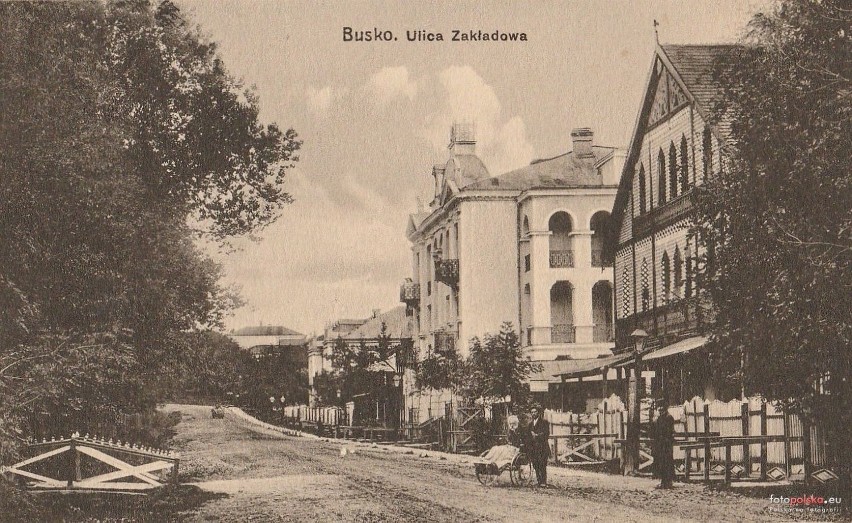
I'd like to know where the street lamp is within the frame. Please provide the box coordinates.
[625,329,649,475]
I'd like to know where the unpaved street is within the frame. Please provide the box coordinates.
[167,405,796,522]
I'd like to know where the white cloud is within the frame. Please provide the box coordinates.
[368,66,417,103]
[306,85,337,115]
[425,66,534,176]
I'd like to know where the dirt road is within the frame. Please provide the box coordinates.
[166,404,796,522]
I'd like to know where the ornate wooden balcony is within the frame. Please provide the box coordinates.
[549,250,575,268]
[633,191,695,238]
[435,259,459,288]
[614,296,706,352]
[551,324,576,343]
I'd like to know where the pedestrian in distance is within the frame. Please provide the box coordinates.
[653,398,675,489]
[528,404,551,486]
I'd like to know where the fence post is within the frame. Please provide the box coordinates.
[703,402,711,482]
[783,408,792,479]
[760,401,768,481]
[741,401,750,476]
[67,438,76,488]
[802,417,812,486]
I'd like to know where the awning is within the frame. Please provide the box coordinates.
[549,353,635,381]
[643,336,708,361]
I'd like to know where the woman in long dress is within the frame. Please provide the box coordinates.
[478,415,524,470]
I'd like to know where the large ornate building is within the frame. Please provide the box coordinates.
[611,44,737,403]
[402,124,625,419]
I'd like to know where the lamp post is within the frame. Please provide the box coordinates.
[625,328,648,475]
[392,373,403,432]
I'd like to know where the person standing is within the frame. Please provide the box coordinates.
[528,404,551,486]
[653,399,676,489]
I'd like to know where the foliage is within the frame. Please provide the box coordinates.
[694,0,851,482]
[415,342,463,392]
[0,0,299,466]
[456,322,541,409]
[317,323,407,407]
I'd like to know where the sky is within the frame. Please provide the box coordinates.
[176,0,768,336]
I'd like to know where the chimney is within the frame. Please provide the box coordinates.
[448,122,475,156]
[571,127,594,159]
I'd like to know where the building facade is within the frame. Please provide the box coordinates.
[402,124,625,420]
[611,44,736,403]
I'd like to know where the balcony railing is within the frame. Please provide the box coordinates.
[551,324,576,343]
[549,250,574,268]
[592,249,612,268]
[614,296,705,352]
[593,324,614,343]
[435,259,459,287]
[399,281,421,304]
[634,191,695,238]
[434,329,457,354]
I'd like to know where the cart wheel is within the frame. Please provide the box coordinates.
[475,463,496,486]
[510,454,534,486]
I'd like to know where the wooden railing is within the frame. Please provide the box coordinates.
[593,324,614,343]
[633,191,695,238]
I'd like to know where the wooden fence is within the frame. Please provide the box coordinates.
[546,395,837,482]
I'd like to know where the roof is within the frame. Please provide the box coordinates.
[345,306,411,339]
[643,336,707,361]
[465,146,618,191]
[231,325,303,337]
[447,154,490,189]
[612,44,740,225]
[660,44,741,140]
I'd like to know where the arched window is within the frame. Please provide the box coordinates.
[522,215,529,236]
[702,127,713,179]
[668,143,678,199]
[680,135,689,193]
[673,246,683,296]
[658,149,667,205]
[641,258,650,312]
[590,211,613,267]
[661,251,671,302]
[548,212,574,268]
[638,164,647,214]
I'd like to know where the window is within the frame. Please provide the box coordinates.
[638,164,647,214]
[702,127,712,179]
[524,254,531,272]
[661,251,671,302]
[673,246,683,295]
[658,149,667,205]
[641,258,650,312]
[621,266,631,317]
[680,135,689,193]
[668,143,678,199]
[685,245,693,298]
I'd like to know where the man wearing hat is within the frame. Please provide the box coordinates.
[652,398,675,489]
[528,404,551,486]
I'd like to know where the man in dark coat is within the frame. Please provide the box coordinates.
[528,404,551,486]
[653,399,676,489]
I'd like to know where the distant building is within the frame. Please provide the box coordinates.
[307,307,412,407]
[229,325,308,362]
[402,124,625,418]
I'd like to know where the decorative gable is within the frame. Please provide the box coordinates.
[648,61,690,128]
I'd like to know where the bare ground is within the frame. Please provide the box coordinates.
[165,404,822,522]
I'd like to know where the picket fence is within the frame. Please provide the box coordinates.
[546,395,835,481]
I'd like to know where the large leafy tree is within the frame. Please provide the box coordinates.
[0,0,299,459]
[694,0,850,485]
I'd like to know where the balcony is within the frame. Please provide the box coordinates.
[593,324,614,343]
[399,281,420,304]
[614,296,705,351]
[435,259,459,288]
[633,191,695,238]
[592,249,612,268]
[434,329,457,354]
[551,324,576,343]
[549,250,574,268]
